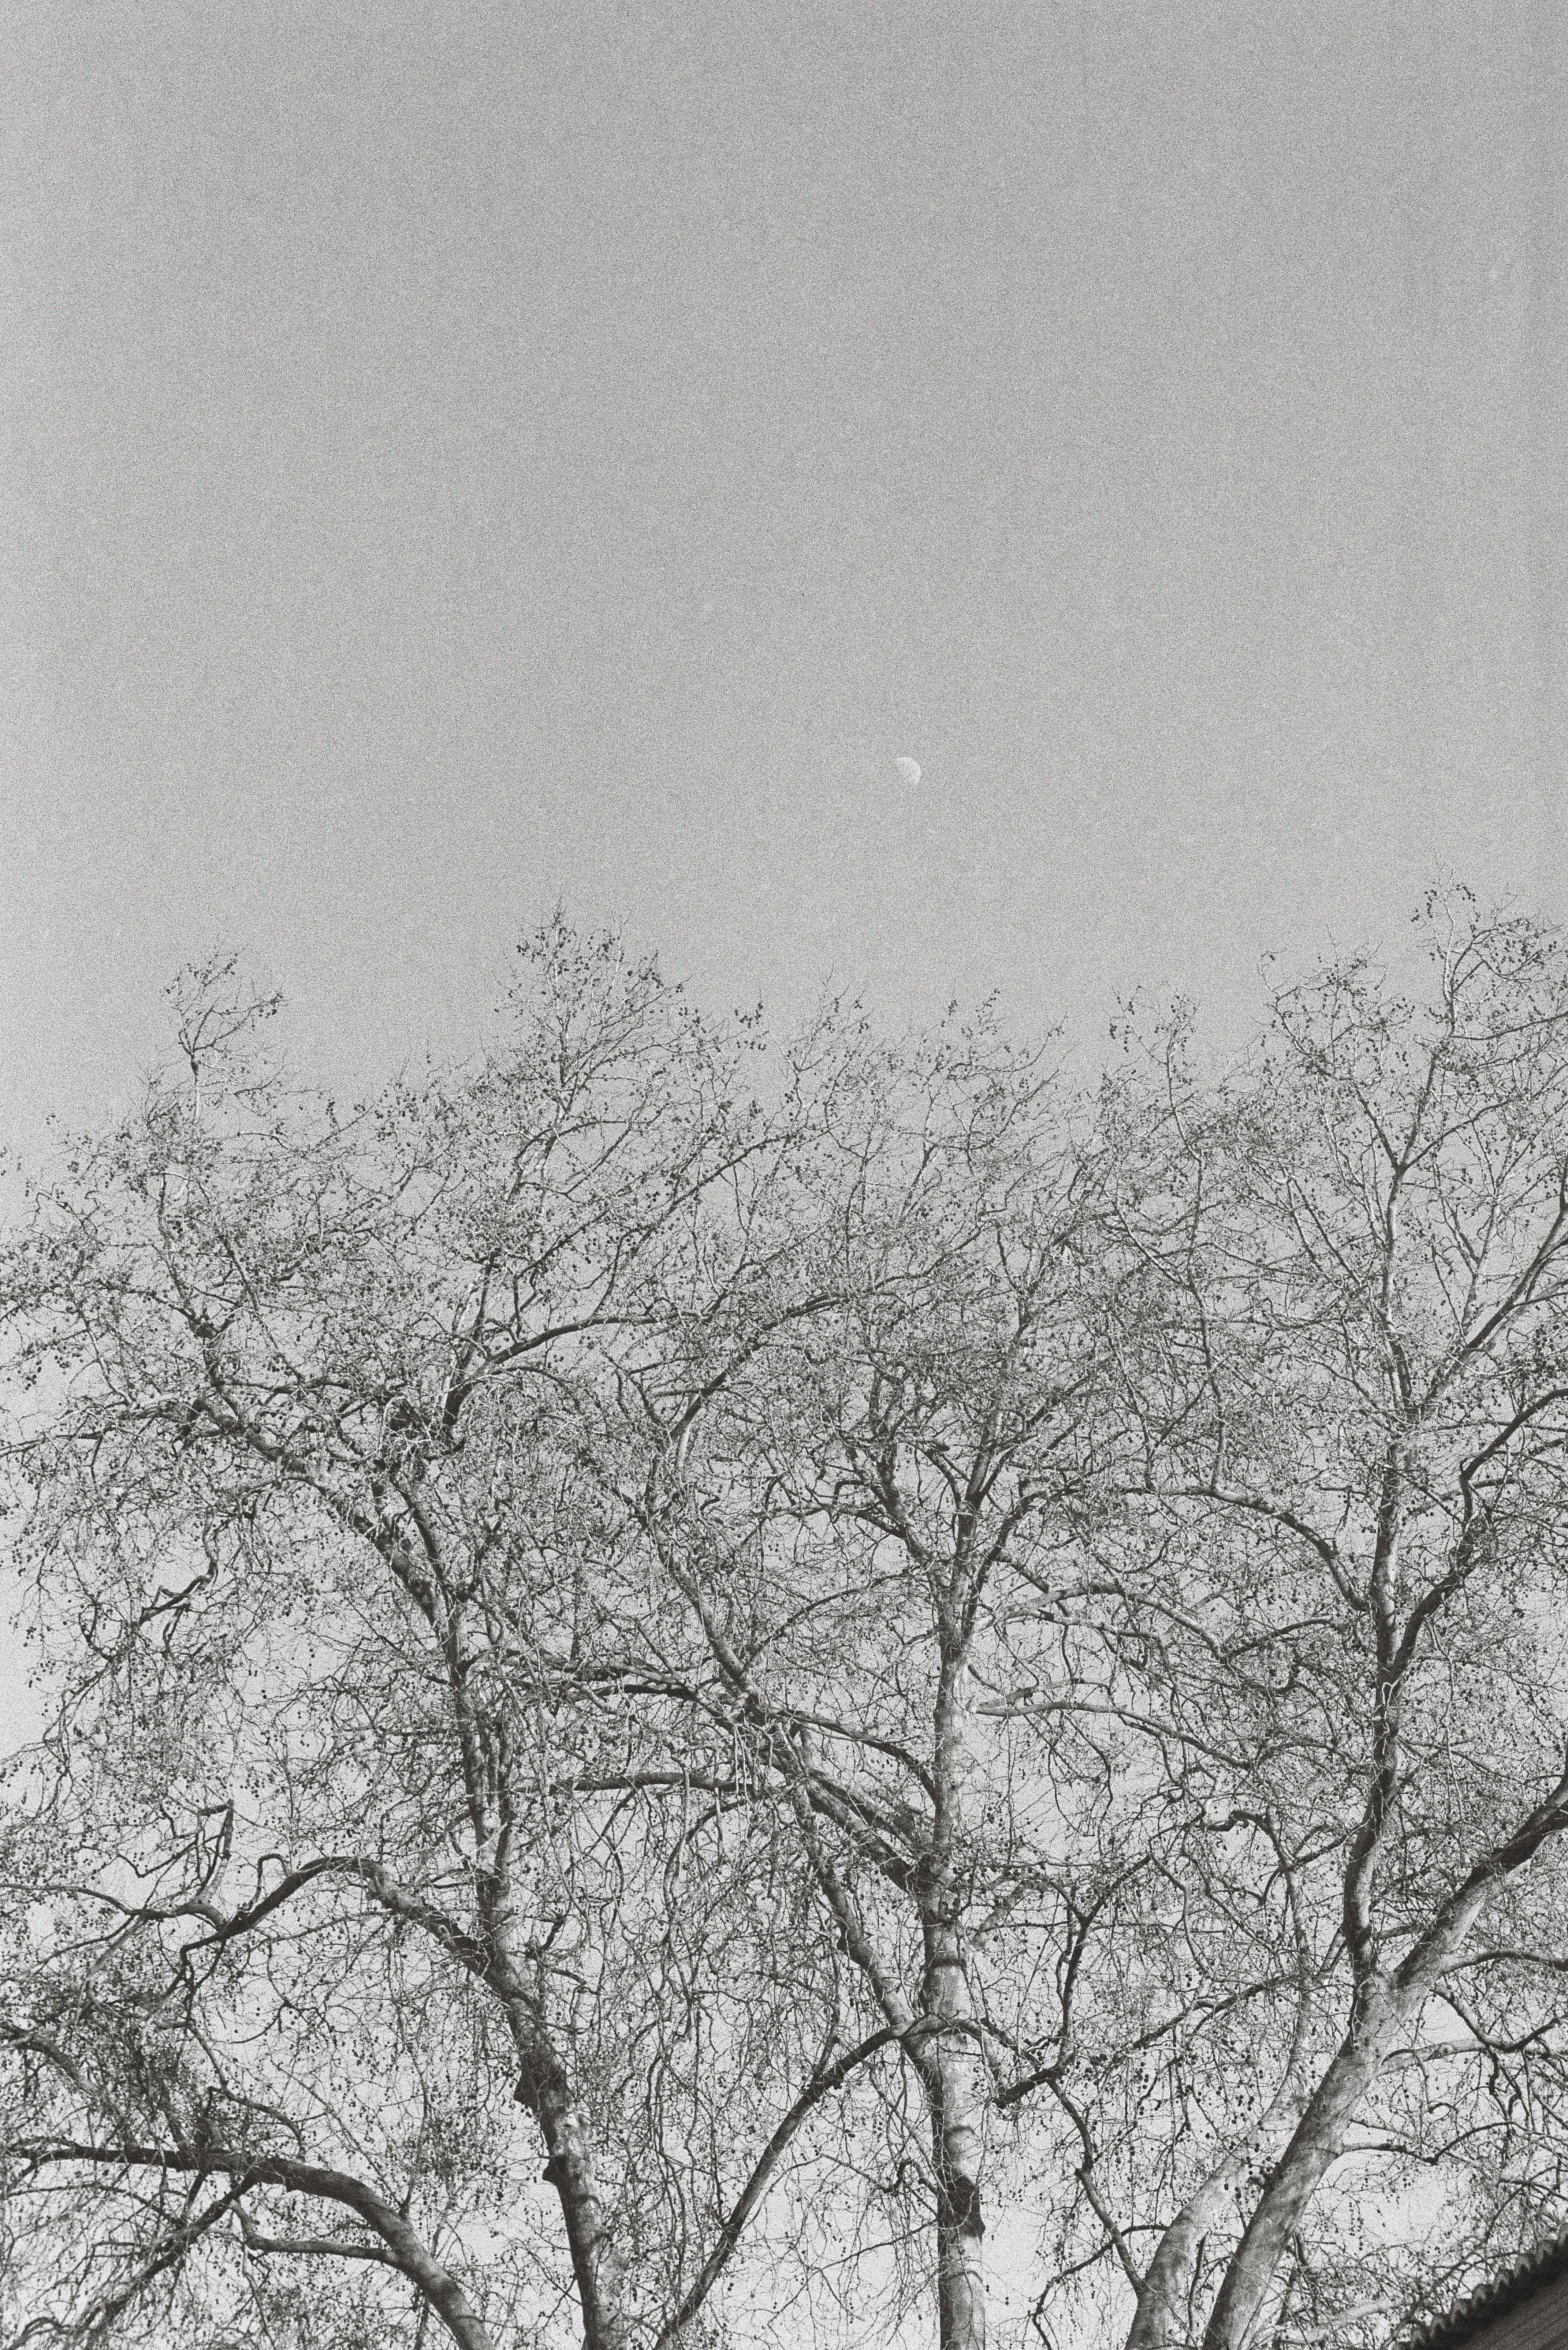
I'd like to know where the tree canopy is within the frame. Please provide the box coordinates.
[6,895,1568,2350]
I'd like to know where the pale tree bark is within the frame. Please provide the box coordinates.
[794,1792,992,2350]
[23,2143,499,2350]
[917,1931,989,2349]
[1199,2004,1400,2350]
[915,1649,989,2350]
[335,1487,641,2350]
[647,1492,1003,2350]
[512,2028,632,2350]
[1124,1815,1319,2350]
[1203,1760,1568,2350]
[1126,2176,1230,2350]
[1126,2040,1312,2350]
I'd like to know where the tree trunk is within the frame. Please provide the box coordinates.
[511,2016,634,2350]
[913,1898,988,2349]
[538,2083,635,2350]
[922,1640,988,2350]
[923,1966,988,2350]
[1201,1987,1405,2350]
[1127,2036,1311,2350]
[1128,2176,1234,2350]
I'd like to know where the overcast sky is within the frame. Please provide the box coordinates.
[3,0,1566,1744]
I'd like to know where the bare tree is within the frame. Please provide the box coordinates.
[0,931,886,2350]
[11,897,1568,2350]
[1045,897,1568,2350]
[588,1009,1131,2350]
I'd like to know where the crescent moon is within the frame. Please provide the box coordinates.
[894,756,922,785]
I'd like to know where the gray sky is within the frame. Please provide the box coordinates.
[2,0,1566,1743]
